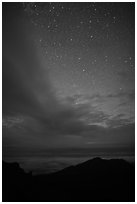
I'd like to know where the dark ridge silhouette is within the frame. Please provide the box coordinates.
[2,157,135,202]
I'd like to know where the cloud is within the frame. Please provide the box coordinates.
[3,3,59,118]
[2,115,24,128]
[106,90,135,101]
[2,4,135,154]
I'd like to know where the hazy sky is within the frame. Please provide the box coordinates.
[3,2,135,159]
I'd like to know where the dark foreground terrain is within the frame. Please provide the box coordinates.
[2,157,135,202]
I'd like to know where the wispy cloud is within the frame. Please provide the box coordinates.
[2,4,134,153]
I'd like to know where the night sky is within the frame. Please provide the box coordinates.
[3,2,135,173]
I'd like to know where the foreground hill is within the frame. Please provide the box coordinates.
[2,157,135,201]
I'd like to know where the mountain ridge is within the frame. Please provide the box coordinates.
[2,157,135,202]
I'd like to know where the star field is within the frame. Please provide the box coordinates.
[23,2,134,118]
[23,2,134,95]
[3,2,135,168]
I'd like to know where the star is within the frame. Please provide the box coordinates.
[80,21,83,24]
[3,2,135,177]
[77,25,80,29]
[75,101,79,105]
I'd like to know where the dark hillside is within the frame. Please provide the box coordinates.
[2,157,135,202]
